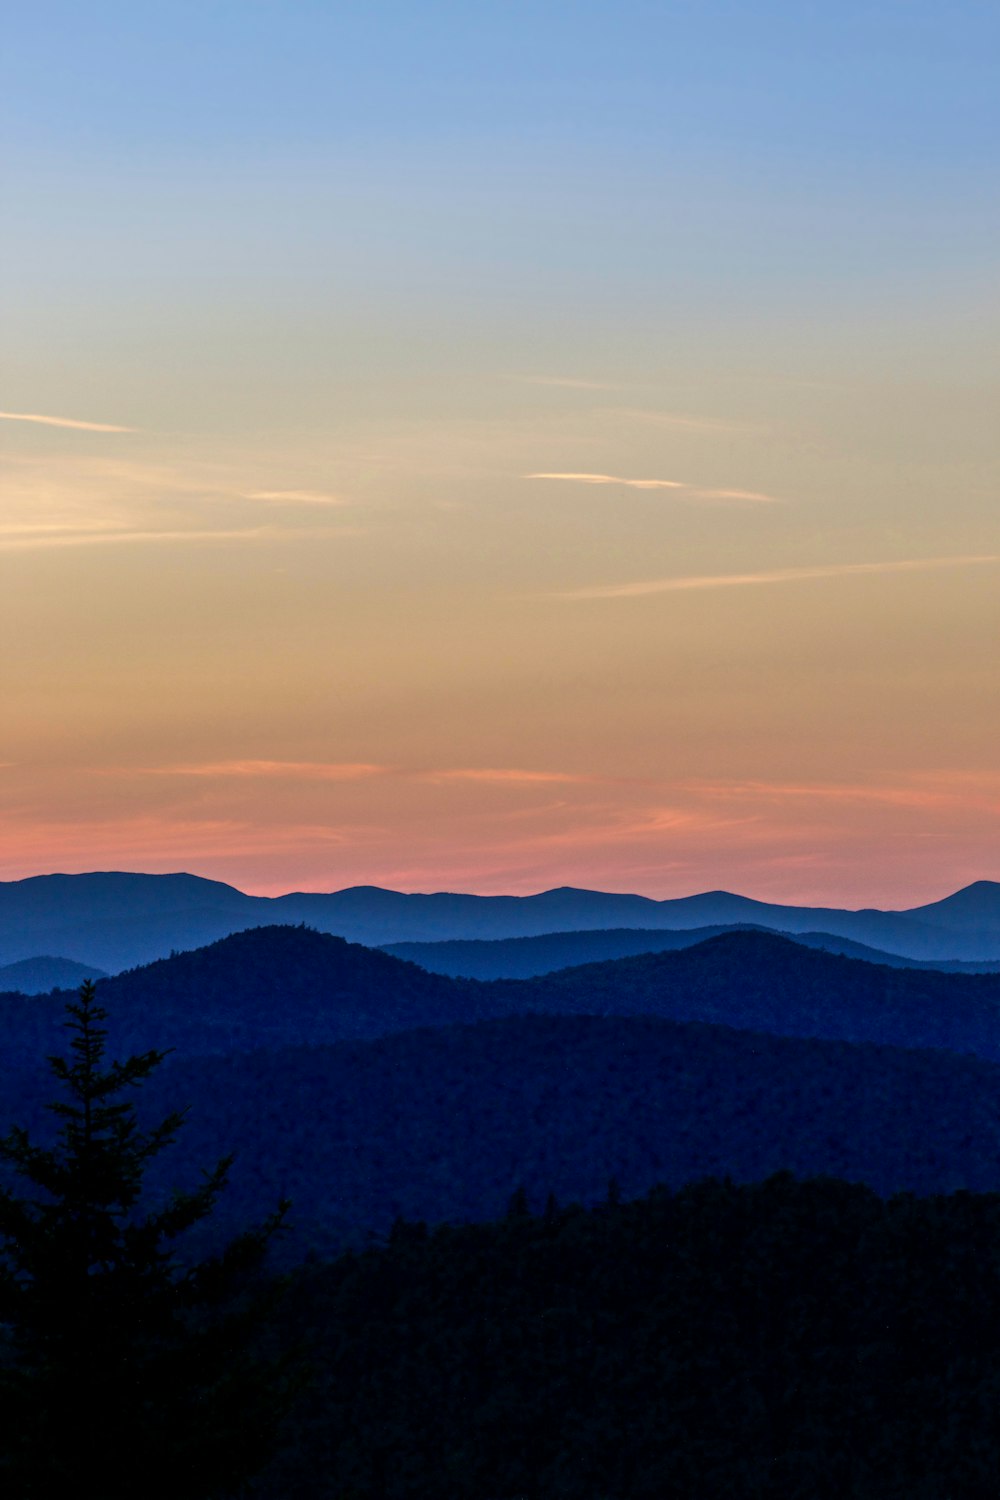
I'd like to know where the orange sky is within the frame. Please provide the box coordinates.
[3,6,999,907]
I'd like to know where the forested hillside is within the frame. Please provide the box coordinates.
[5,925,1000,1492]
[260,1174,1000,1498]
[517,929,1000,1059]
[5,925,1000,1259]
[6,924,1000,1066]
[9,1007,1000,1258]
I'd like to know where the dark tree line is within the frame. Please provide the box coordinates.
[0,983,295,1499]
[5,980,1000,1497]
[261,1175,1000,1499]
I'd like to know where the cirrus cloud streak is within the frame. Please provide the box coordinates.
[525,472,782,502]
[556,554,1000,600]
[525,471,687,490]
[0,410,136,433]
[135,760,388,781]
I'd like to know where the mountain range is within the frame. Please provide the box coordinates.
[6,922,1000,1063]
[384,924,1000,978]
[5,922,1000,1254]
[3,871,1000,971]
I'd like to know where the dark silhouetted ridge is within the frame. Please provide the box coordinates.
[6,922,1000,1065]
[0,955,107,993]
[92,924,480,1054]
[385,922,1000,979]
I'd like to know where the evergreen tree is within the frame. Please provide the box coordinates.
[0,981,294,1499]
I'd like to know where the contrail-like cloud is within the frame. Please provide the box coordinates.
[525,472,687,490]
[557,554,1000,600]
[0,411,135,433]
[525,473,780,502]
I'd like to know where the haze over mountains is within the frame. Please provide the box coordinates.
[3,871,1000,972]
[122,1014,1000,1251]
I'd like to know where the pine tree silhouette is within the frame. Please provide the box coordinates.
[0,981,295,1498]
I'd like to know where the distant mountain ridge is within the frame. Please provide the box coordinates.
[2,871,1000,971]
[384,924,1000,979]
[5,923,1000,1068]
[0,955,108,994]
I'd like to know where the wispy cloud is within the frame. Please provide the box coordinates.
[136,760,388,781]
[244,490,346,506]
[685,780,953,812]
[525,472,687,490]
[0,522,357,553]
[0,449,363,555]
[524,473,781,502]
[556,554,1000,601]
[132,760,604,788]
[508,804,759,853]
[694,488,780,504]
[0,521,123,537]
[0,526,301,552]
[0,411,135,433]
[684,774,1000,817]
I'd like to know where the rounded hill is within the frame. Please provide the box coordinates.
[95,924,476,1054]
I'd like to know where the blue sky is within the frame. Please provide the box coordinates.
[6,0,997,423]
[6,2,998,166]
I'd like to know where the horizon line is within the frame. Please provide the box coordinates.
[1,866,994,912]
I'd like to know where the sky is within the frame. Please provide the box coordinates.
[2,1,998,905]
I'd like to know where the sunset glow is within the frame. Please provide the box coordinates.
[3,2,998,906]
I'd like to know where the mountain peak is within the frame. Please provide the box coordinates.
[908,880,1000,928]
